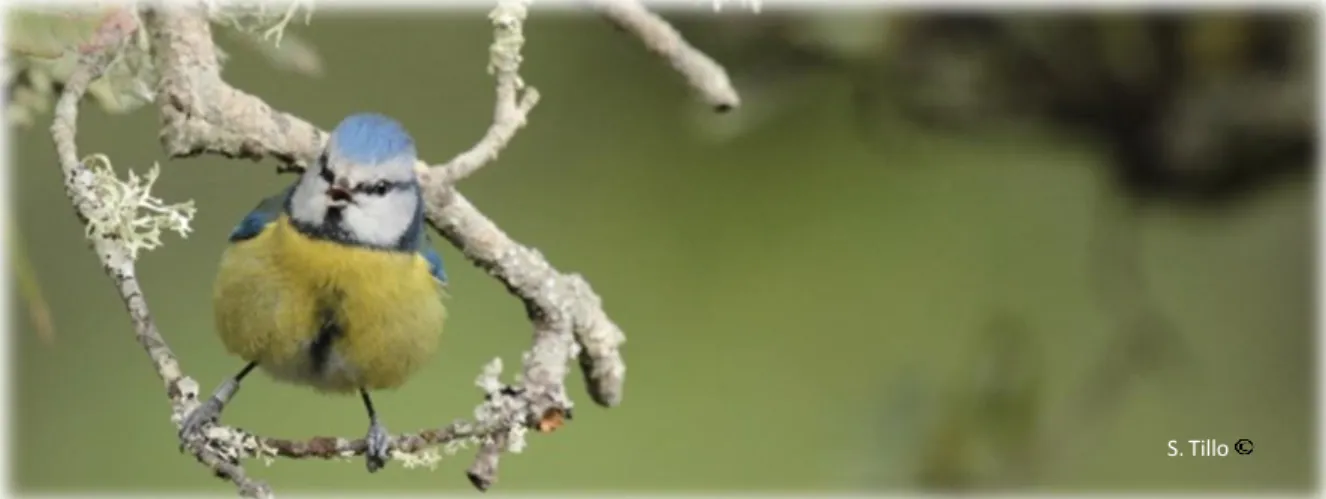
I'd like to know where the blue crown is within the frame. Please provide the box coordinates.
[330,113,417,165]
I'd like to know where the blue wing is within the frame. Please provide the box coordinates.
[415,230,449,284]
[229,185,295,242]
[402,194,448,284]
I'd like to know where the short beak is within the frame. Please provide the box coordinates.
[327,184,352,203]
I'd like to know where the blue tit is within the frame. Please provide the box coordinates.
[180,113,449,473]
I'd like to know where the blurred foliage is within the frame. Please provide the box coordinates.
[913,313,1046,490]
[682,11,1314,206]
[4,4,322,128]
[11,215,54,345]
[5,7,155,126]
[675,9,1313,490]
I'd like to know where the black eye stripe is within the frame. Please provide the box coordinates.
[317,155,335,183]
[353,180,410,196]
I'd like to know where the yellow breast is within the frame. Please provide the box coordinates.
[212,215,447,394]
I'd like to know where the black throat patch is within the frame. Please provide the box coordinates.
[324,205,344,226]
[308,289,346,375]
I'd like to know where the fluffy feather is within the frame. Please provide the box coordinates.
[214,213,447,393]
[288,113,423,249]
[213,113,447,395]
[328,113,417,165]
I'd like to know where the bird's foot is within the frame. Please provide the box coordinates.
[365,418,392,473]
[177,395,224,451]
[177,378,241,451]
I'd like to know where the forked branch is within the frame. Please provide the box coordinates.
[51,1,740,496]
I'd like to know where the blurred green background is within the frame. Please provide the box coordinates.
[8,7,1317,494]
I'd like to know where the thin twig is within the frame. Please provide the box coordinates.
[438,0,540,183]
[237,418,500,459]
[590,0,741,111]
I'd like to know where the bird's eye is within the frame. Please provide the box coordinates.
[366,181,390,196]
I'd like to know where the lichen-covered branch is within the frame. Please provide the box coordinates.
[52,0,740,496]
[50,40,270,499]
[437,0,540,183]
[421,189,626,408]
[149,6,325,166]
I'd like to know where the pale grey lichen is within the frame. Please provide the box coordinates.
[432,0,539,182]
[168,377,203,429]
[205,0,314,47]
[505,425,529,453]
[442,434,475,456]
[395,448,443,470]
[470,357,534,454]
[81,155,197,260]
[488,0,530,87]
[476,357,506,394]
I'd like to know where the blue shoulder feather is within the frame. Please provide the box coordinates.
[229,185,295,242]
[415,230,448,284]
[400,186,446,284]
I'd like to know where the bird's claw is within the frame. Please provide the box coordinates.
[365,419,392,473]
[177,396,223,451]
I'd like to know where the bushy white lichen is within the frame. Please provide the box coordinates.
[395,447,443,470]
[80,155,197,260]
[505,425,529,454]
[471,356,534,454]
[476,357,506,394]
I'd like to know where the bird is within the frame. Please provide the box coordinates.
[179,113,450,473]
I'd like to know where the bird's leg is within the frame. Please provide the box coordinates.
[361,388,392,473]
[179,361,258,444]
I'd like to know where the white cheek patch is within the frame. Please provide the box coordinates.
[288,177,330,225]
[294,150,421,247]
[342,191,417,247]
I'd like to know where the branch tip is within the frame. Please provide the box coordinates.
[593,0,742,111]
